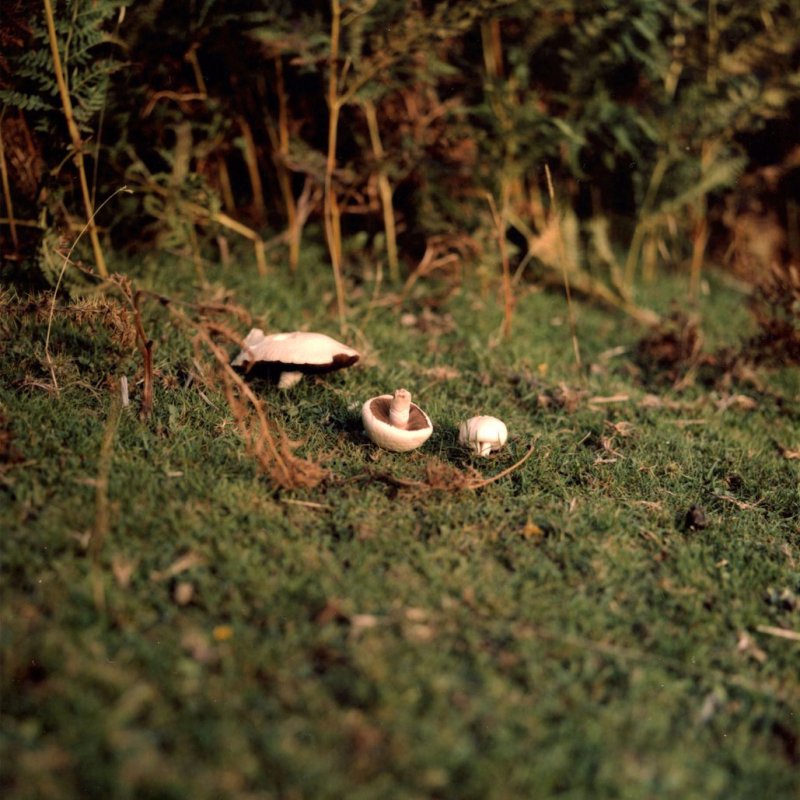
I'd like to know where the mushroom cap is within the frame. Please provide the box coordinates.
[232,329,360,375]
[362,395,433,452]
[459,415,508,456]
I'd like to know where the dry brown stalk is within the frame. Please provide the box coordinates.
[689,140,718,300]
[0,218,41,229]
[237,115,266,222]
[181,200,268,276]
[187,318,327,491]
[42,0,108,278]
[321,5,401,328]
[184,43,209,97]
[363,99,400,283]
[369,441,537,495]
[545,164,583,374]
[756,625,800,643]
[0,115,18,249]
[267,57,301,271]
[486,193,515,339]
[216,156,236,215]
[132,293,154,420]
[324,0,347,330]
[623,153,669,287]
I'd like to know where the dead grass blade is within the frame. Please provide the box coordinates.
[187,315,327,491]
[756,625,800,643]
[369,440,538,495]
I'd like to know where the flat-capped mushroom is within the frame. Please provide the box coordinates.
[362,389,433,452]
[231,329,360,388]
[459,415,508,457]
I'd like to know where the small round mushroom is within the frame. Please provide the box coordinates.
[231,329,360,388]
[362,389,433,452]
[459,415,508,457]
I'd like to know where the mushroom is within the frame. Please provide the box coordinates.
[459,415,508,457]
[231,329,360,388]
[362,389,433,452]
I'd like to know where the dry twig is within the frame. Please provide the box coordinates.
[368,440,538,495]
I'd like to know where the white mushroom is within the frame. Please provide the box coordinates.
[459,415,508,457]
[362,389,433,452]
[231,329,360,388]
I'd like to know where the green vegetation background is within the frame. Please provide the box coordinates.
[1,2,800,799]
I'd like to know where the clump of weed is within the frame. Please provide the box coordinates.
[747,262,800,364]
[633,310,705,387]
[0,287,136,388]
[0,410,23,465]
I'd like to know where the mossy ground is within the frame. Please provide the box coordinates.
[1,250,799,799]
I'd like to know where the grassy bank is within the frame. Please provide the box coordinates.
[1,254,799,799]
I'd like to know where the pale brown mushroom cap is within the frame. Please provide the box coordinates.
[232,329,360,387]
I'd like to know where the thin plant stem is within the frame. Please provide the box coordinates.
[273,57,301,271]
[689,141,714,301]
[623,153,669,288]
[45,186,131,395]
[217,156,236,214]
[325,0,347,330]
[363,99,399,283]
[0,112,18,249]
[43,0,108,277]
[486,193,514,339]
[238,116,266,223]
[545,163,582,375]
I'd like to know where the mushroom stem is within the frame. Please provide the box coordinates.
[389,388,412,429]
[277,370,304,389]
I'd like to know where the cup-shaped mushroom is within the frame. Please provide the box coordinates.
[459,415,508,457]
[362,389,433,452]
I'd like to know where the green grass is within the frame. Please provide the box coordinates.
[2,252,799,800]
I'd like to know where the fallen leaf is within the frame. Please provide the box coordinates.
[417,364,461,381]
[606,420,635,437]
[150,551,207,582]
[212,624,234,642]
[521,521,544,541]
[406,623,436,643]
[639,393,664,409]
[588,393,630,405]
[713,493,762,511]
[716,394,758,411]
[350,614,380,633]
[598,345,628,362]
[755,625,800,643]
[633,500,663,511]
[779,446,800,460]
